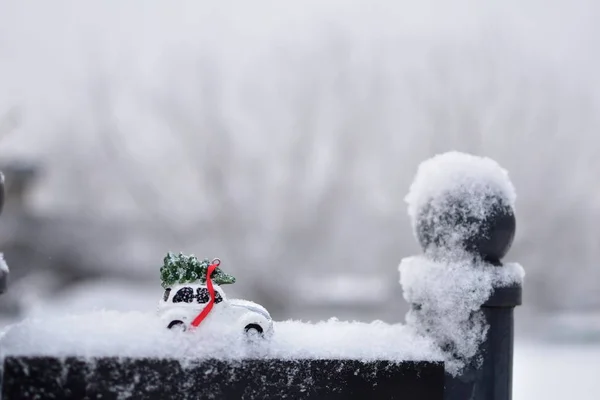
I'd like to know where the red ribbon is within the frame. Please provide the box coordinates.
[190,262,218,328]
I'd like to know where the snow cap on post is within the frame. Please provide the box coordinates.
[405,151,516,264]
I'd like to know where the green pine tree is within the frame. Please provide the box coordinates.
[160,252,236,288]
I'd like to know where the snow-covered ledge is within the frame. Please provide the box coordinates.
[0,318,445,399]
[0,152,522,400]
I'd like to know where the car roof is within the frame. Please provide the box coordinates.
[168,282,225,292]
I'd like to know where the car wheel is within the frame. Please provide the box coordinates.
[244,323,264,338]
[168,320,187,331]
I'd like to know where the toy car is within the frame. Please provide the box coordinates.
[157,282,274,339]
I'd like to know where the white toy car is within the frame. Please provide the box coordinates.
[157,282,274,339]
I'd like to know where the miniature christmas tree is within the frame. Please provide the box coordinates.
[160,252,236,289]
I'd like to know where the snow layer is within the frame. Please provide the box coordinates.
[405,152,516,245]
[400,255,524,375]
[0,313,442,363]
[406,151,516,221]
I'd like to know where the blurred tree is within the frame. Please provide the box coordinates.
[4,8,600,322]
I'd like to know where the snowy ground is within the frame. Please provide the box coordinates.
[514,341,600,400]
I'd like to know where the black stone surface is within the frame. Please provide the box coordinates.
[2,356,444,400]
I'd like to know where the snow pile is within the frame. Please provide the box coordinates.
[405,151,516,259]
[270,319,441,361]
[400,256,524,374]
[0,313,442,363]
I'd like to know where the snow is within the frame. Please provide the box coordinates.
[0,253,9,273]
[513,341,600,400]
[270,319,441,361]
[399,151,524,375]
[1,279,596,400]
[400,256,524,375]
[2,316,593,400]
[405,152,516,257]
[405,152,516,223]
[0,312,442,363]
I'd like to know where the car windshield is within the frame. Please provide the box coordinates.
[171,287,224,304]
